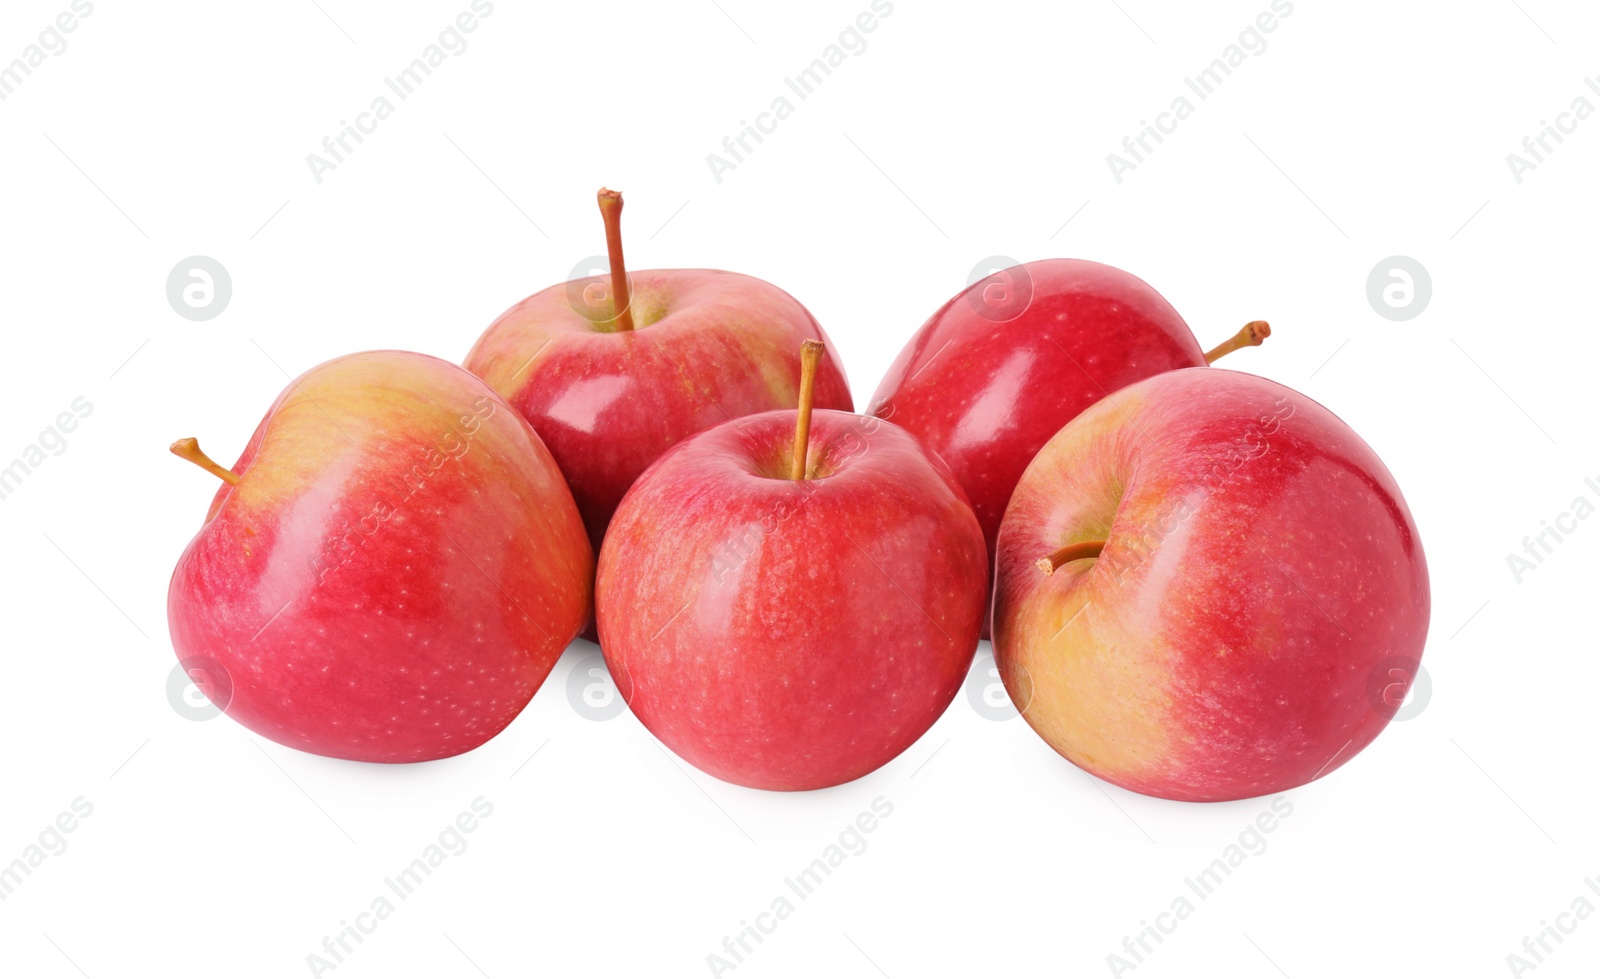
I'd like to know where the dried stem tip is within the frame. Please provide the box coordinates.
[1204,320,1271,364]
[171,437,240,486]
[1036,540,1105,576]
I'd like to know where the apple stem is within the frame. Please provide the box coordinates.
[597,188,635,332]
[790,340,825,481]
[1204,320,1271,364]
[170,437,240,486]
[1037,540,1105,576]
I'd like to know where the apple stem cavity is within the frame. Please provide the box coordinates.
[1036,540,1105,576]
[1204,320,1271,364]
[597,188,635,332]
[790,339,825,480]
[170,437,240,486]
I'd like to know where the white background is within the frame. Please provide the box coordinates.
[1,1,1596,976]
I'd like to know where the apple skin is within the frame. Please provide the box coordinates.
[465,270,853,564]
[870,259,1207,631]
[992,368,1429,802]
[167,351,593,763]
[594,409,987,790]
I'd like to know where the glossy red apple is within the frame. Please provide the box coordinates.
[465,189,853,581]
[595,342,986,790]
[167,351,592,763]
[870,258,1267,631]
[992,368,1429,802]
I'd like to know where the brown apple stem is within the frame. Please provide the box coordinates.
[170,437,240,486]
[790,340,825,480]
[1036,540,1105,576]
[597,188,635,332]
[1204,320,1271,364]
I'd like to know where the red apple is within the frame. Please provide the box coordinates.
[992,368,1429,802]
[464,189,853,585]
[870,258,1267,631]
[166,351,592,763]
[595,342,986,790]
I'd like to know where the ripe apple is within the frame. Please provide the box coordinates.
[166,350,593,763]
[870,258,1268,632]
[465,188,853,582]
[595,341,986,790]
[991,368,1429,802]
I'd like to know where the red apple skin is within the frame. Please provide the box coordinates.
[594,409,987,791]
[465,270,853,563]
[167,351,593,763]
[992,368,1429,802]
[870,259,1207,631]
